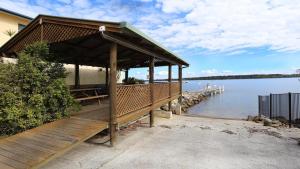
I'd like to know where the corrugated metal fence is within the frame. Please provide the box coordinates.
[258,93,300,126]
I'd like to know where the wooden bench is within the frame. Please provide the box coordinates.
[70,88,108,104]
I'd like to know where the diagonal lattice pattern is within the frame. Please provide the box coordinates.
[43,23,98,43]
[153,83,170,103]
[11,25,41,52]
[116,84,151,117]
[171,82,180,96]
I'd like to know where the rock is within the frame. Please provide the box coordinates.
[263,118,273,126]
[159,125,172,129]
[221,130,236,135]
[160,105,169,111]
[154,110,172,119]
[178,91,210,113]
[198,126,211,130]
[272,120,280,124]
[170,103,177,111]
[187,100,193,106]
[270,120,282,128]
[247,115,254,121]
[253,116,262,122]
[271,123,281,128]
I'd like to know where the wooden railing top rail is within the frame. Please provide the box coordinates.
[117,83,150,87]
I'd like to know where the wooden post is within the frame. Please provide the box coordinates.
[178,65,183,103]
[109,43,117,146]
[289,92,292,128]
[75,63,80,89]
[168,64,172,111]
[149,56,154,127]
[105,65,109,93]
[125,69,129,83]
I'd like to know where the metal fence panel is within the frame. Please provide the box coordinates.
[259,93,300,125]
[259,96,270,117]
[291,93,300,122]
[271,94,289,120]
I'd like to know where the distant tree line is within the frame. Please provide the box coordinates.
[183,74,300,80]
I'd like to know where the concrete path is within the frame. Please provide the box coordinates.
[42,115,300,169]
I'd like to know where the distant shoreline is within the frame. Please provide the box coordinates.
[153,74,300,81]
[183,74,300,81]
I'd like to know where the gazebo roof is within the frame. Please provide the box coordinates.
[0,15,189,68]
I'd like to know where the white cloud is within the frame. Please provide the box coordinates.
[196,69,234,76]
[57,0,71,4]
[1,0,300,54]
[156,0,198,13]
[152,0,300,52]
[72,0,91,8]
[157,70,168,76]
[0,0,140,22]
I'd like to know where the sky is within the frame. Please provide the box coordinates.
[1,0,300,79]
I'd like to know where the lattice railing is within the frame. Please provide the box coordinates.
[171,82,180,96]
[116,84,151,117]
[153,83,170,103]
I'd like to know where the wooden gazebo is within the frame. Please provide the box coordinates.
[0,15,189,146]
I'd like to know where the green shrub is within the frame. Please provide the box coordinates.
[0,42,77,135]
[123,77,145,84]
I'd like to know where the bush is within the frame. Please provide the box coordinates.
[123,77,145,84]
[0,42,77,135]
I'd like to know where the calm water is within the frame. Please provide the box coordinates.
[183,78,300,119]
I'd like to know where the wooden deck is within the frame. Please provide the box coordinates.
[0,117,108,169]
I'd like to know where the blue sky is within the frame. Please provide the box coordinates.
[2,0,300,79]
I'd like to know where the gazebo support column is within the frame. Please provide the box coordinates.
[179,65,182,94]
[75,63,80,89]
[125,69,129,83]
[168,64,172,111]
[109,43,117,146]
[105,65,109,93]
[149,56,154,127]
[174,65,183,115]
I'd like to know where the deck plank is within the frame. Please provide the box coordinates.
[0,161,15,169]
[0,117,108,169]
[0,154,28,169]
[0,148,31,165]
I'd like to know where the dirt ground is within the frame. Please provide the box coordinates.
[42,115,300,169]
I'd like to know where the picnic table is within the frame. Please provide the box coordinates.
[70,88,108,104]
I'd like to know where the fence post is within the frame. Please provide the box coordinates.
[258,96,261,117]
[289,92,292,128]
[269,93,272,119]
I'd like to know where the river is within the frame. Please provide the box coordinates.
[183,78,300,119]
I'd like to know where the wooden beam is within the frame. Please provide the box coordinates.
[109,43,117,146]
[125,69,129,83]
[75,63,80,89]
[168,64,172,110]
[40,18,44,41]
[149,56,154,127]
[101,32,179,65]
